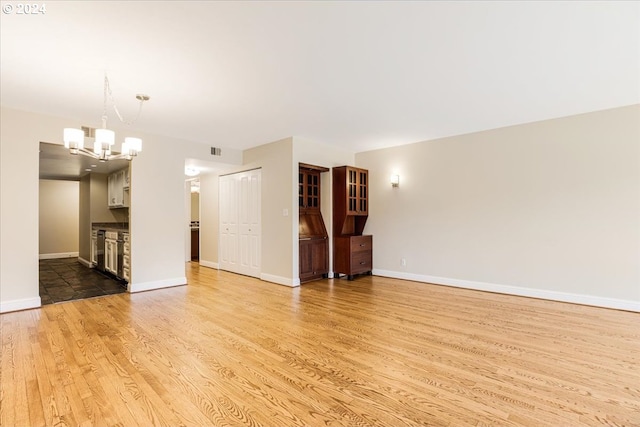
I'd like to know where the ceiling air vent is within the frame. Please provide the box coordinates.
[211,147,222,156]
[81,126,95,138]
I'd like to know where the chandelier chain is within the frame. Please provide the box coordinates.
[104,74,145,127]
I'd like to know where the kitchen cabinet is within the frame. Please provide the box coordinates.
[122,232,130,282]
[105,231,118,274]
[90,230,98,265]
[298,164,329,283]
[108,168,130,208]
[332,165,372,280]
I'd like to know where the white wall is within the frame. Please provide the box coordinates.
[1,108,44,312]
[39,179,79,257]
[356,105,640,311]
[128,132,191,292]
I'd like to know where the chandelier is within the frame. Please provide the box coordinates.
[63,75,149,161]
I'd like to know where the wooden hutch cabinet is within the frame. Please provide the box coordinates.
[332,166,372,280]
[299,164,329,283]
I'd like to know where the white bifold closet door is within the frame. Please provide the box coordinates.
[219,169,261,278]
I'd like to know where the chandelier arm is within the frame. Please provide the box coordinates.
[77,148,100,159]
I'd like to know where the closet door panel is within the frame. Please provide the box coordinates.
[219,169,261,278]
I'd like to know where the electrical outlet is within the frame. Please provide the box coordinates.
[282,208,289,217]
[401,258,406,267]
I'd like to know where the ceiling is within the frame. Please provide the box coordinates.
[1,2,638,156]
[39,142,130,180]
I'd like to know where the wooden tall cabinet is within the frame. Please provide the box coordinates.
[299,164,329,283]
[332,166,372,280]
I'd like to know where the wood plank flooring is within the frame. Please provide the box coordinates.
[1,263,639,426]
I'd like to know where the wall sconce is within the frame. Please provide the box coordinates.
[391,174,400,188]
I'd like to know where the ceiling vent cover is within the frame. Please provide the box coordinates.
[211,147,222,156]
[81,126,95,138]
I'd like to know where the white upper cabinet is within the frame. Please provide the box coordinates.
[108,168,130,209]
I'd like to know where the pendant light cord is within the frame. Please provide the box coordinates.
[103,74,147,127]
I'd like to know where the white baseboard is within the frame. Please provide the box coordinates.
[39,252,79,260]
[199,260,219,269]
[78,257,93,268]
[128,277,187,293]
[260,273,300,287]
[0,296,41,313]
[372,269,640,312]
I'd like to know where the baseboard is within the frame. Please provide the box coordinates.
[260,273,300,287]
[128,277,187,293]
[199,260,219,269]
[372,269,640,313]
[78,257,93,268]
[0,296,42,313]
[39,252,79,260]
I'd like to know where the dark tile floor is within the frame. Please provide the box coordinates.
[39,258,127,305]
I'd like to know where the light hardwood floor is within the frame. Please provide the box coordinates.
[1,264,639,426]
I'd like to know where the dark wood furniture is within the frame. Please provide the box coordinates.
[299,163,329,283]
[332,166,372,280]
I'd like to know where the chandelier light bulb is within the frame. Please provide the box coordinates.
[95,128,115,146]
[63,128,84,152]
[125,137,142,154]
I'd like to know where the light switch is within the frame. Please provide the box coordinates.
[283,208,289,217]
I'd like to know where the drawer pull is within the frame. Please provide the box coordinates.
[360,244,365,247]
[360,261,366,265]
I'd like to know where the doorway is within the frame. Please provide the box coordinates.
[38,142,127,305]
[189,178,200,262]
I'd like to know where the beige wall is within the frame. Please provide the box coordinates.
[1,107,64,310]
[242,138,294,284]
[79,174,91,261]
[199,137,356,284]
[199,172,219,267]
[39,179,79,256]
[356,105,640,309]
[191,192,200,221]
[2,104,637,312]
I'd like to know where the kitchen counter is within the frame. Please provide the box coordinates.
[92,222,129,232]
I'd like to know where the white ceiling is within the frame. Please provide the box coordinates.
[1,1,638,154]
